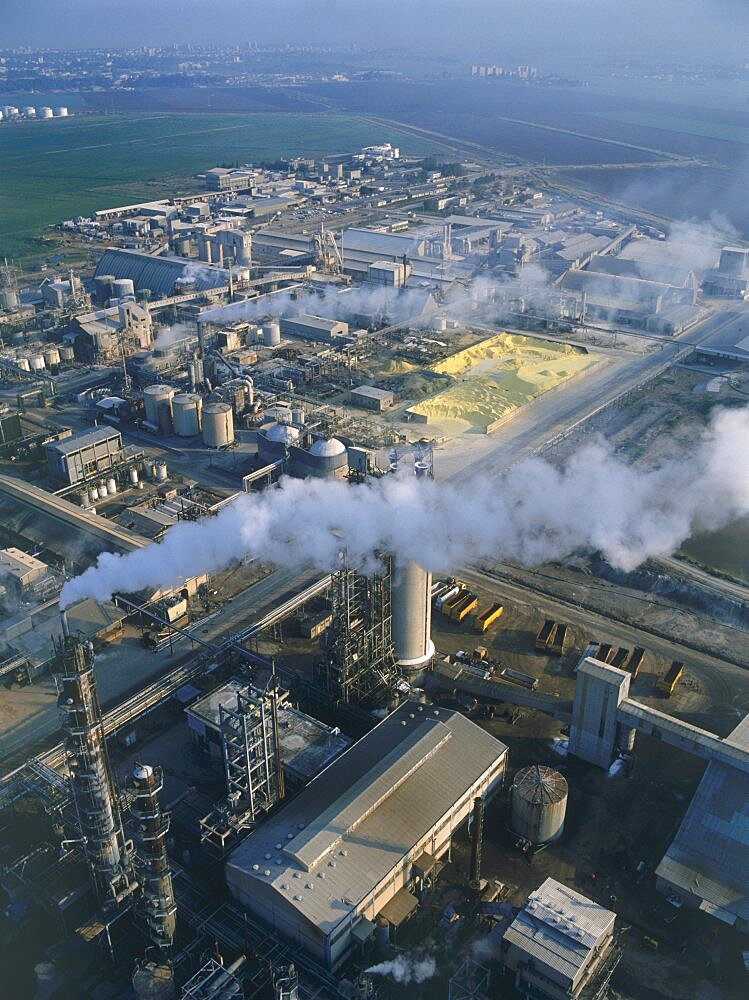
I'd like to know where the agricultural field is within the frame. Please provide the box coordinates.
[0,111,441,262]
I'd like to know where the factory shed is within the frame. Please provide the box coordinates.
[655,713,749,930]
[280,315,349,343]
[45,427,123,485]
[225,703,507,969]
[350,385,394,412]
[341,227,426,261]
[94,248,228,298]
[502,878,618,1000]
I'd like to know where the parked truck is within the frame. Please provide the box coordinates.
[450,592,479,622]
[474,602,504,633]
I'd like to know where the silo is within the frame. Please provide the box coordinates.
[28,354,46,371]
[172,393,203,436]
[113,278,135,299]
[39,107,54,119]
[155,463,168,482]
[143,384,175,433]
[55,107,69,118]
[263,322,281,347]
[59,345,75,363]
[16,357,30,371]
[304,437,348,480]
[106,477,117,495]
[391,561,435,672]
[43,347,60,367]
[94,275,115,303]
[510,765,568,846]
[129,468,139,486]
[202,402,234,448]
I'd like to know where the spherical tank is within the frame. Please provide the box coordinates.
[391,560,435,672]
[510,765,568,846]
[132,963,176,1000]
[263,322,281,347]
[143,384,175,433]
[202,402,234,448]
[172,393,203,436]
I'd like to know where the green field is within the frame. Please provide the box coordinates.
[0,112,443,262]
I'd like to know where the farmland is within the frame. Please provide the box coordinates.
[0,111,442,262]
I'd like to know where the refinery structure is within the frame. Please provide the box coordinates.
[0,111,748,1000]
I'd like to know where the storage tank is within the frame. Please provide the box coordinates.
[16,357,30,371]
[510,765,568,846]
[39,106,54,119]
[90,486,99,501]
[43,347,60,367]
[94,274,116,304]
[59,345,75,363]
[98,481,108,497]
[132,962,176,1000]
[143,384,175,433]
[202,402,234,448]
[263,322,281,347]
[79,489,91,507]
[155,462,168,482]
[129,468,139,486]
[172,393,203,436]
[303,436,348,480]
[291,407,305,426]
[28,354,46,371]
[55,107,69,118]
[106,477,117,495]
[391,561,435,672]
[113,278,135,299]
[23,106,36,118]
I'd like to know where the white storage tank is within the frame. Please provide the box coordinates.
[28,354,46,370]
[391,560,435,672]
[106,477,117,495]
[129,468,139,486]
[113,278,135,299]
[55,107,69,118]
[172,393,203,436]
[143,384,175,433]
[79,489,90,507]
[23,106,36,118]
[59,345,75,363]
[43,347,60,367]
[291,407,305,426]
[155,462,168,481]
[16,357,30,371]
[510,765,568,846]
[202,402,234,448]
[98,481,108,497]
[263,322,281,347]
[90,486,99,501]
[39,107,54,119]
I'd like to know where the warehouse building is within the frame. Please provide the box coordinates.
[0,547,47,589]
[94,248,229,298]
[350,385,394,412]
[45,427,124,485]
[280,315,349,343]
[502,878,619,1000]
[226,703,507,968]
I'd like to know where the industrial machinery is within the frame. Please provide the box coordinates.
[129,763,177,952]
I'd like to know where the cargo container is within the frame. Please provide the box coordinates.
[535,619,555,651]
[659,661,684,697]
[626,647,645,679]
[450,593,479,622]
[474,602,504,633]
[548,622,569,656]
[502,668,539,691]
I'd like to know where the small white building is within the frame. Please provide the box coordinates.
[502,878,619,1000]
[0,548,47,589]
[226,702,507,968]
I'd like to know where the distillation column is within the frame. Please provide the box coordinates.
[130,764,177,952]
[57,617,133,909]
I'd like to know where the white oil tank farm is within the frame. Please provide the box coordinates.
[172,393,203,436]
[391,560,435,673]
[510,765,568,846]
[143,384,175,433]
[202,401,234,448]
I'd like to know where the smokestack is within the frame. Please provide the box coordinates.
[469,795,484,889]
[60,609,70,638]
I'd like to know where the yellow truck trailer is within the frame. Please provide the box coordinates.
[474,602,504,633]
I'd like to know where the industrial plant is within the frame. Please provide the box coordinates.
[0,54,748,1000]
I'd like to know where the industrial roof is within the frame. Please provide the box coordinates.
[341,227,426,259]
[307,437,346,458]
[47,426,121,456]
[94,248,228,297]
[503,878,615,984]
[283,314,344,331]
[226,703,507,934]
[586,254,695,288]
[351,385,394,401]
[655,713,749,925]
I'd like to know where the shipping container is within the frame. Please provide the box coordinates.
[451,593,479,622]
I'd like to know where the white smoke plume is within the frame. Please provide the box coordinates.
[366,955,437,984]
[59,406,749,609]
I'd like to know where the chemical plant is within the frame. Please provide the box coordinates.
[0,132,748,1000]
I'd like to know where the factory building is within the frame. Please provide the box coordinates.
[350,385,394,412]
[69,302,153,363]
[205,167,255,193]
[560,268,699,333]
[655,713,749,931]
[94,248,229,299]
[186,678,351,790]
[501,878,619,1000]
[280,315,349,343]
[198,228,252,267]
[0,547,47,589]
[226,703,507,969]
[45,427,124,486]
[703,246,749,298]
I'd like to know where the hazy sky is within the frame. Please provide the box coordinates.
[2,0,748,64]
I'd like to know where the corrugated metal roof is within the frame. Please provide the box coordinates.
[342,228,425,258]
[48,426,121,455]
[226,703,507,934]
[94,248,228,297]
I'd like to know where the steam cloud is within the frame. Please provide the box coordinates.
[366,955,437,984]
[60,405,749,609]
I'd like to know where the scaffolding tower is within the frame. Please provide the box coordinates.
[448,959,491,1000]
[314,556,398,706]
[129,763,177,952]
[56,627,134,910]
[200,686,285,852]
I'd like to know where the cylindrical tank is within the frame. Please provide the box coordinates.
[202,402,234,448]
[79,489,91,507]
[55,107,69,118]
[510,765,568,846]
[106,477,117,495]
[28,354,46,370]
[304,437,348,479]
[39,106,54,119]
[143,384,175,433]
[98,481,108,497]
[0,287,20,311]
[129,468,139,486]
[263,322,281,347]
[155,462,168,482]
[90,486,99,501]
[23,106,36,118]
[113,278,135,299]
[94,274,116,303]
[291,407,305,426]
[59,345,75,363]
[132,962,176,1000]
[172,393,203,436]
[391,560,435,672]
[174,238,192,256]
[16,357,30,371]
[43,347,60,367]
